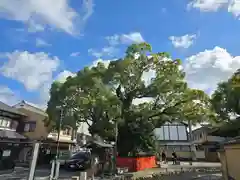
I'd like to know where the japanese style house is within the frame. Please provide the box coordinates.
[0,101,28,169]
[154,122,192,160]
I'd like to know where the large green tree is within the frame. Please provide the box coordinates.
[211,69,240,121]
[47,43,214,156]
[211,69,240,137]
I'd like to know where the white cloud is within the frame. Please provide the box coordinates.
[36,38,51,47]
[188,0,228,12]
[90,59,111,68]
[184,46,240,94]
[0,0,94,35]
[70,52,81,57]
[228,0,240,18]
[28,20,45,33]
[132,97,153,105]
[88,47,118,58]
[105,32,145,46]
[120,32,145,44]
[0,51,59,91]
[55,70,76,83]
[105,34,120,46]
[89,32,144,58]
[0,86,19,105]
[169,34,197,49]
[188,0,240,19]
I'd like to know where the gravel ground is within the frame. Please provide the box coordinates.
[0,162,223,180]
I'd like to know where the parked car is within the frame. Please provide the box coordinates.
[64,151,91,171]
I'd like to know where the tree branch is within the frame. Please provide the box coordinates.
[148,99,189,119]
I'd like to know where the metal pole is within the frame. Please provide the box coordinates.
[28,142,40,180]
[50,160,55,180]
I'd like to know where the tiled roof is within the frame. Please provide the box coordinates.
[224,136,240,145]
[13,101,48,117]
[0,101,26,116]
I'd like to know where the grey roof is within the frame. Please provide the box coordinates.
[0,129,26,139]
[84,140,113,148]
[13,101,47,117]
[0,101,26,116]
[223,136,240,146]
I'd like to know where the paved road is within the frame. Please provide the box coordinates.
[0,167,78,180]
[0,162,222,180]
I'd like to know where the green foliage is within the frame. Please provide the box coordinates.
[211,69,240,137]
[47,43,214,156]
[211,69,240,121]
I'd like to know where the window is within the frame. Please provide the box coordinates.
[0,117,11,128]
[163,125,170,140]
[24,122,36,132]
[24,124,30,132]
[154,127,164,140]
[178,125,187,140]
[10,121,18,130]
[63,128,71,135]
[169,125,178,140]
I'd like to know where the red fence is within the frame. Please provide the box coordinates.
[116,156,156,172]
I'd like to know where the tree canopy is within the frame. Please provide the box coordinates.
[211,69,240,137]
[47,43,215,156]
[211,69,240,121]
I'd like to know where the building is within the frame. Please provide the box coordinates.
[13,101,50,140]
[218,136,240,180]
[192,126,227,161]
[0,101,28,169]
[76,121,91,146]
[154,122,192,160]
[13,101,76,164]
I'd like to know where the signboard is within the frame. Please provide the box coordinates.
[3,150,11,157]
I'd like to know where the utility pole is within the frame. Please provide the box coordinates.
[56,107,64,159]
[188,119,197,165]
[50,106,63,180]
[114,121,118,175]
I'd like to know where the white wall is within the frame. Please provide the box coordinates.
[77,121,91,136]
[207,136,226,142]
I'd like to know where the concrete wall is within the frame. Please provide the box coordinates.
[195,151,205,159]
[218,151,228,180]
[224,144,240,180]
[48,130,72,142]
[17,108,49,140]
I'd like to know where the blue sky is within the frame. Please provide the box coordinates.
[1,0,240,108]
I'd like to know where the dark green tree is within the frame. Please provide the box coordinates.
[211,69,240,121]
[47,43,214,156]
[211,69,240,137]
